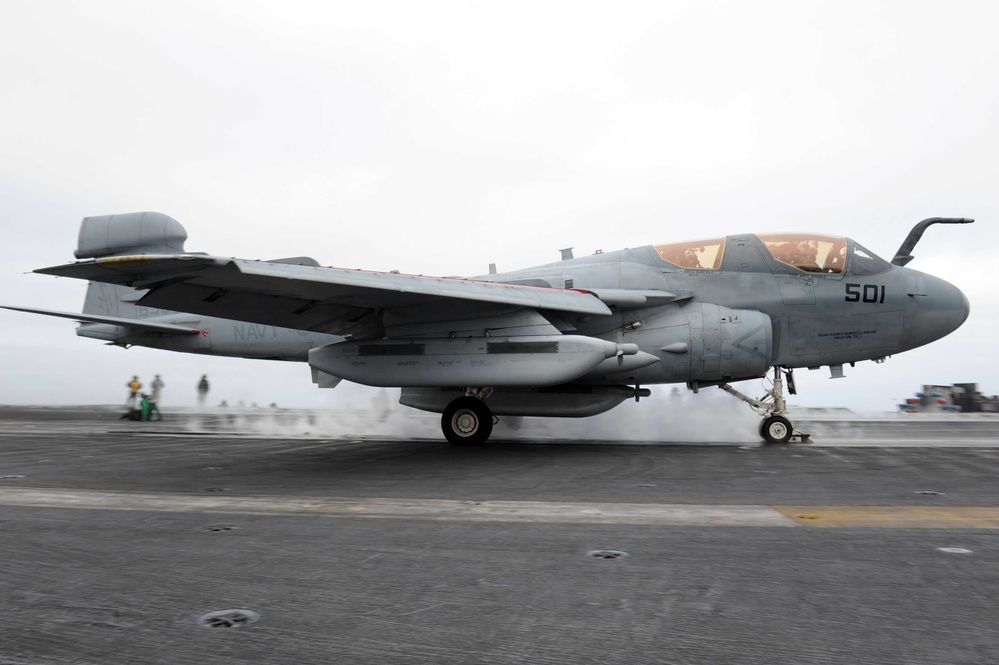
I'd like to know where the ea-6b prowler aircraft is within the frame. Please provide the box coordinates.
[4,212,971,444]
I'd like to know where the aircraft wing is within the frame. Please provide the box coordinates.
[35,254,613,337]
[0,304,202,334]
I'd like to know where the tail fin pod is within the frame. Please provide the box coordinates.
[75,212,185,320]
[75,211,188,259]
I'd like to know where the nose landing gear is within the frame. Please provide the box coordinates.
[719,367,811,444]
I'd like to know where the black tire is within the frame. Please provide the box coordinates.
[441,397,493,445]
[761,415,793,443]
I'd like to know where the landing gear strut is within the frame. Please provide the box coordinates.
[441,389,494,445]
[719,367,809,444]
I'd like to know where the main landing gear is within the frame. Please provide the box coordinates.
[718,367,810,444]
[441,389,495,445]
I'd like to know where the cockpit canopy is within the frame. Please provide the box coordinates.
[756,233,846,273]
[653,237,727,270]
[653,233,891,275]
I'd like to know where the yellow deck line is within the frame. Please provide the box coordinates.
[773,506,999,528]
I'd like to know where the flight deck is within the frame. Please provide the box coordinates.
[0,406,997,664]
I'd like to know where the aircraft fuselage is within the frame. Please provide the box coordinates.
[107,231,968,389]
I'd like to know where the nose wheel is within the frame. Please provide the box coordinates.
[759,415,793,444]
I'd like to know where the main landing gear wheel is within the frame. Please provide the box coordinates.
[760,415,793,444]
[442,396,493,446]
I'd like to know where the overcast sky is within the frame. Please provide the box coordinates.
[2,0,996,417]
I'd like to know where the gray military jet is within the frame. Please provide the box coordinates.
[4,212,971,444]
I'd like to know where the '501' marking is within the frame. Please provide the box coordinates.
[845,283,885,303]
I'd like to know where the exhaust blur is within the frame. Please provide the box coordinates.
[181,386,760,443]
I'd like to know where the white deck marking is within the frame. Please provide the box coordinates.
[0,487,797,526]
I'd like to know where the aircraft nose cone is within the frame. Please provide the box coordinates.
[907,275,969,350]
[959,288,971,324]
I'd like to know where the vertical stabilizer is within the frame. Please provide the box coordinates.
[82,281,150,318]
